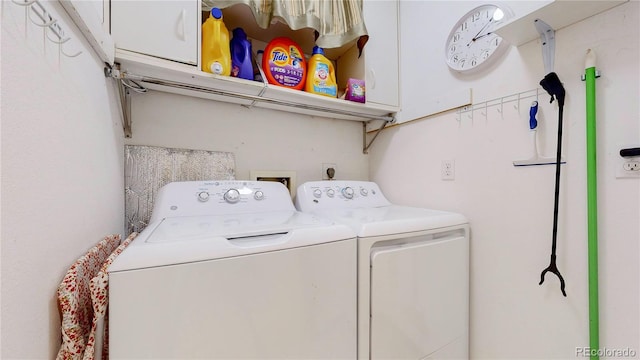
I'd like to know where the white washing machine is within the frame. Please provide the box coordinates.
[296,181,470,360]
[108,180,357,359]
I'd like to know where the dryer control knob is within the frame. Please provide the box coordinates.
[313,189,322,198]
[254,190,264,200]
[342,187,355,199]
[327,189,335,198]
[360,188,368,196]
[197,191,210,202]
[224,188,241,203]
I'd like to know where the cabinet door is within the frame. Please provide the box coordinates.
[363,0,399,107]
[111,1,198,65]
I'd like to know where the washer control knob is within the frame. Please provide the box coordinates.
[360,188,368,196]
[224,188,241,203]
[313,189,322,198]
[326,189,335,198]
[254,190,264,201]
[197,191,210,202]
[342,187,355,199]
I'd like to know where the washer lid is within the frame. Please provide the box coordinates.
[312,205,468,238]
[108,211,355,272]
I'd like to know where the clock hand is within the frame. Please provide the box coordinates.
[472,32,494,42]
[468,18,494,45]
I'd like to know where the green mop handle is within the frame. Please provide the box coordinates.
[584,49,600,360]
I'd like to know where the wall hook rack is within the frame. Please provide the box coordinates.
[457,88,541,121]
[11,0,83,58]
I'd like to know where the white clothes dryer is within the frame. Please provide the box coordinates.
[108,180,357,359]
[296,181,470,360]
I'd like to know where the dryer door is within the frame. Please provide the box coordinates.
[370,233,469,359]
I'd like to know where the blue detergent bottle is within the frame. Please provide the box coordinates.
[230,28,253,80]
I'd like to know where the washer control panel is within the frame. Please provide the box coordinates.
[150,180,295,222]
[295,181,391,211]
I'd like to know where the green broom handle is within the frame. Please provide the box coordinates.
[585,49,599,360]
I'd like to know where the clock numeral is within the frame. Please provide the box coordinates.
[449,45,457,54]
[471,58,477,67]
[461,21,468,31]
[493,37,500,47]
[453,33,461,43]
[472,12,480,22]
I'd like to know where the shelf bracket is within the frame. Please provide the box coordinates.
[363,118,393,154]
[105,64,148,138]
[534,19,555,74]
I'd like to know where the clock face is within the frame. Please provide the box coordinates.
[445,4,509,72]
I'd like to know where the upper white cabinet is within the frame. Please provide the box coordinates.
[364,0,399,108]
[109,0,399,128]
[111,1,198,65]
[337,0,399,108]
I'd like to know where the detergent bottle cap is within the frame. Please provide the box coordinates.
[232,27,247,39]
[210,8,223,19]
[312,46,325,55]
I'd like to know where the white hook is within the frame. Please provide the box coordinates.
[61,46,82,58]
[27,4,56,27]
[46,28,70,44]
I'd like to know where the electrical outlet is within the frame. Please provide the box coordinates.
[623,161,640,171]
[616,158,640,178]
[322,163,337,180]
[441,160,455,180]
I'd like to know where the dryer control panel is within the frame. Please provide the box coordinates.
[295,181,391,211]
[150,180,295,222]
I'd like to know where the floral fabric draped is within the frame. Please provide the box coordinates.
[204,0,368,51]
[56,233,137,360]
[82,233,137,360]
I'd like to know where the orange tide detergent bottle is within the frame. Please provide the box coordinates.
[305,46,337,97]
[201,8,231,75]
[262,37,306,90]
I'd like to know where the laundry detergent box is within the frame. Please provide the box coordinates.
[345,78,365,103]
[262,37,306,90]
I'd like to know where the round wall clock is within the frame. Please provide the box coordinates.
[445,4,511,73]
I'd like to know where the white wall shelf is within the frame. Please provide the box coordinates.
[110,50,397,138]
[495,0,628,46]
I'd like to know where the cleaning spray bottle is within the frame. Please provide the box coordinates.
[305,46,337,97]
[201,8,231,76]
[230,27,253,80]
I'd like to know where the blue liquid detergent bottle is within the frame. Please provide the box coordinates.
[230,28,253,80]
